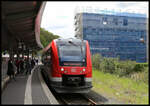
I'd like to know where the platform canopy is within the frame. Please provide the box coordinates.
[2,1,46,53]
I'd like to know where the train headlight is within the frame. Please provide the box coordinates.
[61,68,64,71]
[83,68,86,72]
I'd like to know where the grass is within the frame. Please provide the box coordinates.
[92,69,149,104]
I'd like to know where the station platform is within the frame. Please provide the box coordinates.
[1,65,59,104]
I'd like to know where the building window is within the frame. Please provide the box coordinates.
[113,18,118,25]
[102,17,108,25]
[123,18,128,26]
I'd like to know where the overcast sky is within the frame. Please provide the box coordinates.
[41,1,148,38]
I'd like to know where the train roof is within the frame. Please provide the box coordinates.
[54,38,87,45]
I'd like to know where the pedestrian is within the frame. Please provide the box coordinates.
[36,59,38,65]
[15,58,20,74]
[20,59,24,74]
[31,59,35,69]
[7,59,16,81]
[25,59,31,75]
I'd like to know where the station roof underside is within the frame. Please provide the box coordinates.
[2,1,46,52]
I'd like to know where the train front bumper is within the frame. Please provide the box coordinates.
[50,81,92,93]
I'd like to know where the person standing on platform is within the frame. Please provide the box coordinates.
[7,59,16,81]
[15,58,20,74]
[20,59,24,74]
[31,59,35,69]
[36,59,38,65]
[25,58,31,75]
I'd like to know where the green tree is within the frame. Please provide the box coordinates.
[40,27,60,48]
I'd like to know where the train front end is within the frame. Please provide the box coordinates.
[51,39,92,93]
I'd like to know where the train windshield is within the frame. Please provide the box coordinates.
[58,44,86,66]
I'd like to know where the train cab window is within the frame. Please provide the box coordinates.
[58,43,86,66]
[61,46,82,56]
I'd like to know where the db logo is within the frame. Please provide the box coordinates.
[71,68,76,72]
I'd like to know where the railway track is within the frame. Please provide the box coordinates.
[57,93,97,105]
[82,94,97,105]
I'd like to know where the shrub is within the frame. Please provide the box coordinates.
[130,67,148,83]
[133,63,148,72]
[91,53,148,83]
[92,53,103,70]
[143,67,149,84]
[116,60,137,77]
[101,57,119,74]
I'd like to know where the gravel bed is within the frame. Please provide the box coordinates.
[83,90,125,104]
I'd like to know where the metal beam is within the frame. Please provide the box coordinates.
[6,11,36,20]
[9,19,33,26]
[5,7,35,16]
[19,31,35,36]
[6,16,35,23]
[34,2,46,49]
[11,25,33,31]
[11,28,33,33]
[11,23,33,30]
[2,1,34,7]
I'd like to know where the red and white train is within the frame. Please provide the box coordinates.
[42,38,92,93]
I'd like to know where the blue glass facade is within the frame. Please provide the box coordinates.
[75,12,148,63]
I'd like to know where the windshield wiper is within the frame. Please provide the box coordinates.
[68,40,77,46]
[68,40,84,58]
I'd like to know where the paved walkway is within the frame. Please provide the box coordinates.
[1,65,59,104]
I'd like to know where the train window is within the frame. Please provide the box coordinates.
[58,44,86,66]
[59,45,85,57]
